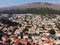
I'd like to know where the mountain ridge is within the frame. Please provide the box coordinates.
[0,2,60,11]
[0,2,60,14]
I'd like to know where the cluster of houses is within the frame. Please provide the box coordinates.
[0,14,60,45]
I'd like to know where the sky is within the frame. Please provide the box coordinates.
[0,0,60,8]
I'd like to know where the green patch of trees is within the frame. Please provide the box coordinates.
[56,23,60,30]
[48,29,56,35]
[0,18,21,26]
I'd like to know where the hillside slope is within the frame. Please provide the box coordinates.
[0,2,60,14]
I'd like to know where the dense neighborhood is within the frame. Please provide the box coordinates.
[0,14,60,45]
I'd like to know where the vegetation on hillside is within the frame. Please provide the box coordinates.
[0,8,60,15]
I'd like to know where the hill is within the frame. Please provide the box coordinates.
[0,2,60,14]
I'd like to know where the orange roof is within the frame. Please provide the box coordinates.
[13,39,20,45]
[2,36,8,39]
[19,39,27,43]
[30,26,35,30]
[9,35,15,39]
[18,27,23,31]
[23,34,28,36]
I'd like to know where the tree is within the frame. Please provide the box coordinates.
[56,23,60,30]
[49,29,56,35]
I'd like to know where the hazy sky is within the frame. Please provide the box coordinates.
[0,0,60,8]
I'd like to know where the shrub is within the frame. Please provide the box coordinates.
[49,29,56,35]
